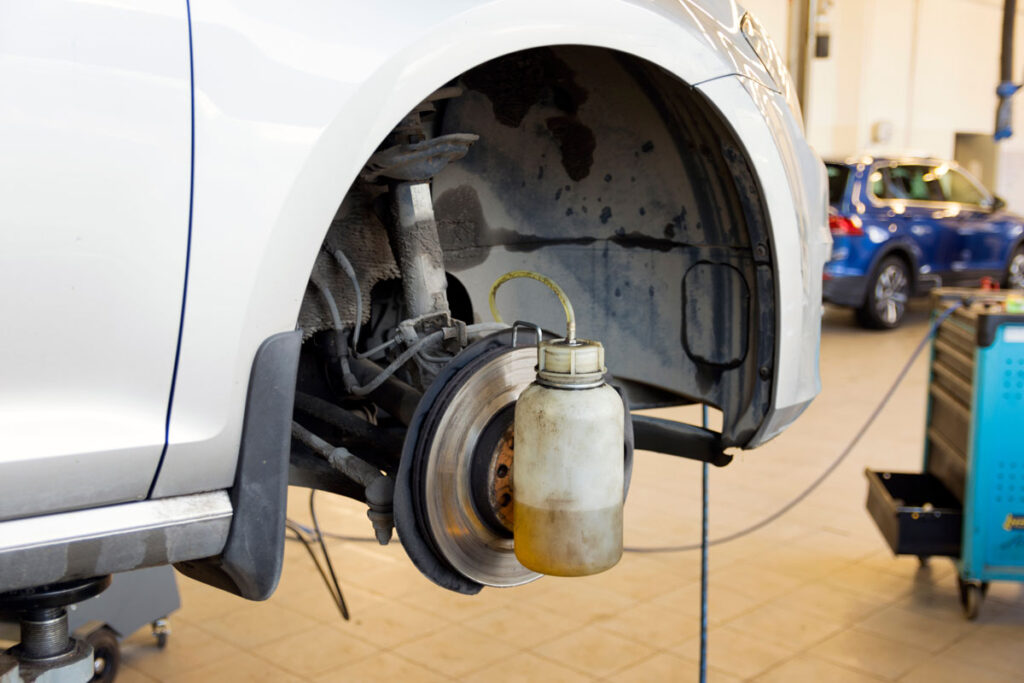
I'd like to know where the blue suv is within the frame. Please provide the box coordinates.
[824,157,1024,327]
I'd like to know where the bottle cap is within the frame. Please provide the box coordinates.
[536,339,606,388]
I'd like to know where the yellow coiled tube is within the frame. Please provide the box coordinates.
[488,270,576,343]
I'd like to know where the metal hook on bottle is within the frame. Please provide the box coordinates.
[510,321,543,349]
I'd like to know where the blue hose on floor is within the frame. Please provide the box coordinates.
[699,403,709,683]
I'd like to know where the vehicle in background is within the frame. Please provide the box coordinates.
[824,157,1024,328]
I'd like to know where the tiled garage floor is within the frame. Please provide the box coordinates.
[115,302,1024,682]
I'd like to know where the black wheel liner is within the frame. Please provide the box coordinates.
[394,328,634,594]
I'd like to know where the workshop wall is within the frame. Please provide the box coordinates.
[744,0,1024,201]
[809,0,1024,159]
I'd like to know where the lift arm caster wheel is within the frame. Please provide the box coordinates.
[80,625,120,683]
[957,576,989,620]
[152,618,171,649]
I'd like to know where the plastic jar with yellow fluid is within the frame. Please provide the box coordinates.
[512,338,625,576]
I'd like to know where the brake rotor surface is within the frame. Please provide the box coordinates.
[417,344,541,587]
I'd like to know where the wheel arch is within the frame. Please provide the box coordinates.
[255,5,768,339]
[872,241,919,293]
[159,3,798,497]
[1006,233,1024,264]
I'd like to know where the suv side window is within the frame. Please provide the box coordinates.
[873,164,942,202]
[936,168,987,206]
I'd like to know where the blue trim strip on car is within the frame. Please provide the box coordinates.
[148,0,196,498]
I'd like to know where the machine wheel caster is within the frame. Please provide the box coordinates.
[82,626,120,683]
[151,618,171,649]
[957,577,988,620]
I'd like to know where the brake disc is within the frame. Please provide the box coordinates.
[422,345,540,587]
[394,330,633,593]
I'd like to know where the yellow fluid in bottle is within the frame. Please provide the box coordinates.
[514,502,623,576]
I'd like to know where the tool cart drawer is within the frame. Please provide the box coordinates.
[865,470,962,557]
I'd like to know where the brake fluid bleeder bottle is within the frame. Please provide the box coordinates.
[513,336,625,576]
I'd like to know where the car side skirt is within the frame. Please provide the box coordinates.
[0,492,231,593]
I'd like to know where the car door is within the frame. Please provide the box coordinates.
[870,163,952,280]
[933,166,1006,277]
[0,1,192,518]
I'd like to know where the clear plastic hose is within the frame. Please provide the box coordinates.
[489,271,576,343]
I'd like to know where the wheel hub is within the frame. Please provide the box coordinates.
[875,264,908,324]
[1009,252,1024,290]
[470,409,516,535]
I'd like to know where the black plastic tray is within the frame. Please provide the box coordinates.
[865,470,962,557]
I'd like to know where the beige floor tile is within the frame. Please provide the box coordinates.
[823,562,918,601]
[656,581,764,625]
[525,580,637,624]
[577,554,690,602]
[725,602,845,651]
[270,562,325,604]
[199,601,319,650]
[120,620,242,680]
[392,623,517,678]
[671,625,792,679]
[898,651,1019,683]
[314,652,446,683]
[461,651,592,683]
[276,583,385,625]
[636,550,711,585]
[162,651,302,683]
[337,562,432,600]
[402,582,512,622]
[754,545,856,582]
[754,654,886,682]
[707,563,803,601]
[533,623,655,678]
[174,577,252,624]
[113,665,158,683]
[791,529,882,562]
[608,651,712,682]
[343,598,450,649]
[256,625,378,678]
[809,628,929,680]
[595,599,701,649]
[854,603,974,653]
[769,581,888,622]
[941,628,1024,675]
[466,602,582,650]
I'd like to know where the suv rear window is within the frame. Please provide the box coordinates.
[826,163,850,205]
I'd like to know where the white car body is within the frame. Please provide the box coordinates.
[0,0,828,594]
